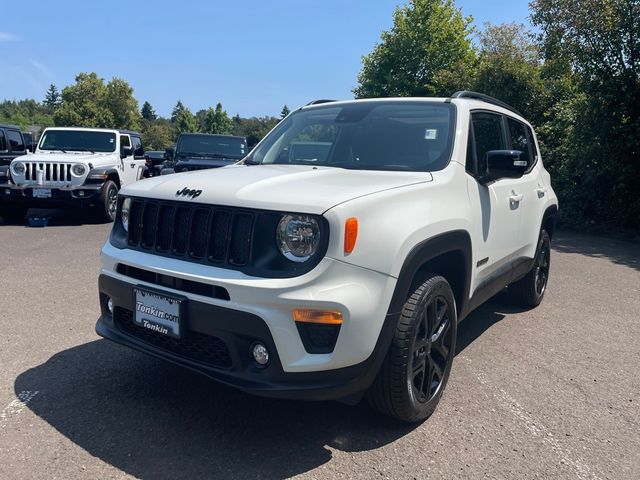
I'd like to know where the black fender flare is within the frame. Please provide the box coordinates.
[386,230,473,319]
[85,167,121,189]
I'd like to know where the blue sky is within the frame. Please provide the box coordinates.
[0,1,532,118]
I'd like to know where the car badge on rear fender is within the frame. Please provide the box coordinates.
[176,187,202,199]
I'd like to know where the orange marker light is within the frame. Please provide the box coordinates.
[344,217,358,254]
[292,308,343,325]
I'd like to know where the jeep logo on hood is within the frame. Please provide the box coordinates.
[176,187,202,199]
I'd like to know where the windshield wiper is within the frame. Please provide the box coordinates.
[242,158,260,165]
[71,147,95,154]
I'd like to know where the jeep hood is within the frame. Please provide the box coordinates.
[18,151,112,164]
[122,164,433,214]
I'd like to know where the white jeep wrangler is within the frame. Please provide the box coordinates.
[97,92,558,422]
[0,127,146,222]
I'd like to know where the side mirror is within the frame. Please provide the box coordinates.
[483,150,527,182]
[164,147,174,161]
[120,146,133,159]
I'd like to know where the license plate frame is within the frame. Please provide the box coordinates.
[32,188,52,198]
[133,286,185,339]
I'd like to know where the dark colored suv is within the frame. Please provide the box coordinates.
[0,125,27,166]
[164,133,248,174]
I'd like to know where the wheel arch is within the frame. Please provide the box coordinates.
[387,230,473,322]
[542,204,558,239]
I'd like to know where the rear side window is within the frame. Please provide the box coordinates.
[7,130,25,152]
[507,118,533,167]
[132,136,144,158]
[470,112,505,176]
[0,130,6,151]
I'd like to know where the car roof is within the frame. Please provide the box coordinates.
[0,124,21,130]
[41,127,141,135]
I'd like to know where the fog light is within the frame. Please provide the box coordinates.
[107,297,114,314]
[78,190,85,197]
[251,343,269,366]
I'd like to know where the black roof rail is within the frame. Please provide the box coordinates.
[448,91,521,116]
[305,99,337,106]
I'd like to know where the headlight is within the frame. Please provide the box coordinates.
[277,214,321,262]
[12,162,25,175]
[72,164,87,176]
[121,197,131,232]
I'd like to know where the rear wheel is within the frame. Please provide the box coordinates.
[509,229,551,307]
[94,180,118,223]
[0,204,28,223]
[367,274,457,423]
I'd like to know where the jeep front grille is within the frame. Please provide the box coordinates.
[127,199,254,267]
[24,162,72,183]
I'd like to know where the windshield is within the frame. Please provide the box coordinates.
[177,135,247,158]
[39,130,116,153]
[248,101,455,171]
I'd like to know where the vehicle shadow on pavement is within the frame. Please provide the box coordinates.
[15,339,414,479]
[552,230,640,272]
[0,209,107,227]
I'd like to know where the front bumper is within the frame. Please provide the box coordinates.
[0,182,103,208]
[97,274,399,400]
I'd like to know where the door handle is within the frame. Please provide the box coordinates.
[130,163,136,168]
[536,185,547,197]
[509,191,523,203]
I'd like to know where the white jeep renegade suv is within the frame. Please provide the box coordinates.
[97,92,558,422]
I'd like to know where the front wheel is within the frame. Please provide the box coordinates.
[367,274,457,423]
[94,180,118,223]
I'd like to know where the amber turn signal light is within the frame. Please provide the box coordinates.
[344,217,358,254]
[292,308,343,325]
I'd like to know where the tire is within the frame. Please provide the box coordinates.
[509,229,551,307]
[95,180,118,223]
[367,274,457,423]
[0,204,28,223]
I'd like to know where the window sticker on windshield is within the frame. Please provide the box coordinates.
[109,138,114,143]
[424,129,438,140]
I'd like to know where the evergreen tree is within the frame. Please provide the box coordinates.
[141,101,157,121]
[280,105,291,118]
[43,84,61,113]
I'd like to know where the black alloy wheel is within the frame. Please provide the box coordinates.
[367,274,457,423]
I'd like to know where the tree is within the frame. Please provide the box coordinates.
[232,116,279,147]
[204,103,233,134]
[280,105,291,118]
[141,118,174,150]
[354,0,476,98]
[171,101,186,123]
[472,23,546,123]
[174,106,197,136]
[54,73,113,127]
[43,84,61,113]
[141,101,157,121]
[532,0,640,228]
[105,78,140,130]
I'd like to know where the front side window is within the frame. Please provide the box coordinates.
[7,130,25,152]
[507,118,532,167]
[471,112,506,176]
[248,102,456,172]
[39,130,116,153]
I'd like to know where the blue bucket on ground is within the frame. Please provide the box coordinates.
[27,216,51,227]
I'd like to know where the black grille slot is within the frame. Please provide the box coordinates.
[228,213,254,266]
[172,207,191,255]
[128,200,144,246]
[208,210,231,262]
[124,199,256,270]
[141,203,159,249]
[114,308,232,369]
[156,205,174,252]
[189,208,210,258]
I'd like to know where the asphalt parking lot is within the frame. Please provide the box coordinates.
[0,211,638,480]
